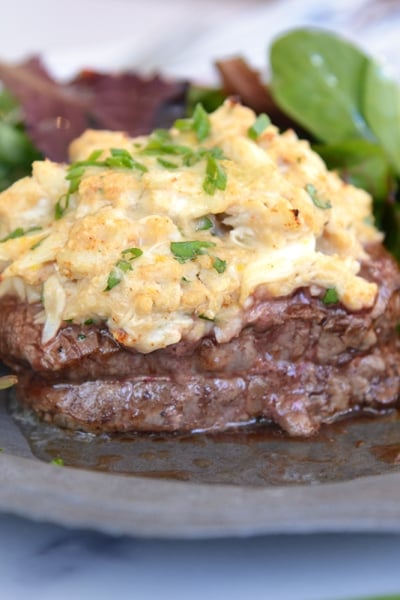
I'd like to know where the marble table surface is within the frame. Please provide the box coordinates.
[2,0,400,597]
[1,511,400,600]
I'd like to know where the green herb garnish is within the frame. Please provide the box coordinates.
[157,157,179,169]
[305,183,332,209]
[322,288,339,305]
[121,247,143,260]
[248,113,271,140]
[212,256,227,273]
[0,226,42,243]
[104,248,143,291]
[198,314,215,322]
[30,235,48,250]
[170,240,216,263]
[56,148,147,219]
[203,154,227,195]
[174,103,210,142]
[51,457,64,466]
[142,135,193,157]
[195,216,213,231]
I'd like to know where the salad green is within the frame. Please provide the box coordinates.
[0,88,41,191]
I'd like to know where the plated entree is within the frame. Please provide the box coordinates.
[0,29,399,436]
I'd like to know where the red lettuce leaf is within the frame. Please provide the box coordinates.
[0,58,188,162]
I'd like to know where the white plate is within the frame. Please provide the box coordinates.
[2,0,400,538]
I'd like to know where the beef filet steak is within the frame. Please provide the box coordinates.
[1,243,399,437]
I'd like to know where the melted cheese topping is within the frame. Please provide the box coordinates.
[0,101,382,352]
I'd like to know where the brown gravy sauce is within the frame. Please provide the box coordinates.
[9,396,400,487]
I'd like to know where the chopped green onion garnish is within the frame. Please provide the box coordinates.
[248,113,271,140]
[203,155,227,195]
[192,103,211,142]
[57,148,147,219]
[104,248,143,291]
[55,194,69,220]
[322,288,339,304]
[174,103,210,142]
[30,235,48,250]
[51,457,64,466]
[170,240,216,263]
[212,256,227,273]
[305,183,332,209]
[198,314,215,322]
[121,247,143,260]
[0,226,42,243]
[195,216,213,231]
[116,259,133,273]
[157,157,179,169]
[143,137,193,156]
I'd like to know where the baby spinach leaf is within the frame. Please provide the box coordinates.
[364,59,400,176]
[270,29,375,144]
[380,200,400,262]
[314,139,393,203]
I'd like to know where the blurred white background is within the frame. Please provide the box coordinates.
[1,0,400,80]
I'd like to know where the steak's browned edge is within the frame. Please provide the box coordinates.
[1,243,400,436]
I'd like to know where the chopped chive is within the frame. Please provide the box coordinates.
[57,147,148,219]
[121,247,143,261]
[30,235,48,250]
[116,259,133,273]
[157,157,179,169]
[142,137,193,156]
[248,113,271,140]
[174,118,193,133]
[84,318,95,325]
[77,333,86,341]
[195,216,213,231]
[203,154,227,195]
[212,256,227,273]
[0,226,42,243]
[104,269,122,291]
[305,183,332,209]
[51,457,64,466]
[104,248,142,291]
[55,194,70,220]
[174,103,210,142]
[198,314,215,322]
[322,288,339,305]
[192,103,210,142]
[170,240,216,263]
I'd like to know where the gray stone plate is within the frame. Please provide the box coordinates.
[2,392,400,538]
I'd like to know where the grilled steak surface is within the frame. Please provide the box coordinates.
[1,243,400,436]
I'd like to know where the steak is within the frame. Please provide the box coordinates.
[1,243,400,437]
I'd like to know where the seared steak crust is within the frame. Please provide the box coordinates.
[1,243,400,436]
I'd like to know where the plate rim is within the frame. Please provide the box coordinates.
[2,451,400,538]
